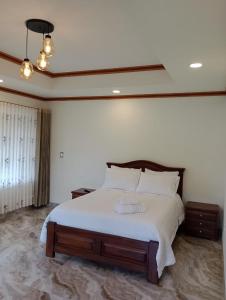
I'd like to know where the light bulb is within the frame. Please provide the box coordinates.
[20,59,33,79]
[190,62,203,68]
[43,34,54,57]
[36,50,49,71]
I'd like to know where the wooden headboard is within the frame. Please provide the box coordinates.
[107,160,185,199]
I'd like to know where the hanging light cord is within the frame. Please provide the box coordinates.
[26,26,28,59]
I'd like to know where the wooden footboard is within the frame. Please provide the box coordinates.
[46,221,159,284]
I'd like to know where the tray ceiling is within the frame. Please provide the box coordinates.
[0,0,225,98]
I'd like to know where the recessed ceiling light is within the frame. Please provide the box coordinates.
[0,79,3,83]
[112,90,120,94]
[190,62,203,69]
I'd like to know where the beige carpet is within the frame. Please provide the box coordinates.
[0,206,224,300]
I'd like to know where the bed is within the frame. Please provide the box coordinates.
[40,160,185,284]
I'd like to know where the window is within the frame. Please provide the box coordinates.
[0,102,37,213]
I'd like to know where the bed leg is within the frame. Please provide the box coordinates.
[147,241,159,284]
[46,221,56,258]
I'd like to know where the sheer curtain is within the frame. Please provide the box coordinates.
[0,102,38,214]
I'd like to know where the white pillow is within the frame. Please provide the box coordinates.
[111,165,141,171]
[145,169,179,176]
[102,167,141,191]
[136,172,180,197]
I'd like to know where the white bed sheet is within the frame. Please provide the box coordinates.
[40,188,184,277]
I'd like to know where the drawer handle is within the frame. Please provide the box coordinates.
[200,214,203,217]
[200,222,202,226]
[199,230,202,233]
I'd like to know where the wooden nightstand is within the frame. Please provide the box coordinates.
[71,188,95,199]
[185,201,220,240]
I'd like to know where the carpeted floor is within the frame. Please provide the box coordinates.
[0,206,224,300]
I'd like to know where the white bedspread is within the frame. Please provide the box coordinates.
[40,188,184,277]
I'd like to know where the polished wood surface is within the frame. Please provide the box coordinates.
[186,201,219,213]
[52,64,165,78]
[46,222,56,257]
[107,160,185,198]
[46,222,159,283]
[185,201,220,240]
[0,86,45,100]
[45,91,226,101]
[71,188,95,199]
[0,51,23,65]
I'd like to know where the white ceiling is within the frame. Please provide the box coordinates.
[0,0,225,97]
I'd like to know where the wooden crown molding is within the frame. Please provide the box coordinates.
[45,91,226,101]
[0,86,226,102]
[0,51,164,78]
[0,86,45,101]
[51,64,165,78]
[0,51,226,101]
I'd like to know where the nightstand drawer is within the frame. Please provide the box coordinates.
[186,210,217,222]
[185,219,216,230]
[185,201,220,241]
[186,227,216,240]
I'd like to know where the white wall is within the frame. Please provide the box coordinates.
[50,97,226,209]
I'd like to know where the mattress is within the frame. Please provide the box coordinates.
[40,188,184,276]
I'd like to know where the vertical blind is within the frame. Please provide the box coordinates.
[0,102,37,214]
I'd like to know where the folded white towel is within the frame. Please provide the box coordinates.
[114,202,146,214]
[118,196,139,205]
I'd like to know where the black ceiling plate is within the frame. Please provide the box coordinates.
[26,19,54,34]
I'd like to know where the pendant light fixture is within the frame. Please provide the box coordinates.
[20,19,55,79]
[36,49,49,71]
[43,34,54,57]
[20,27,33,79]
[37,33,49,71]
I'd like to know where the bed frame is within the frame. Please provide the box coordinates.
[46,160,185,284]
